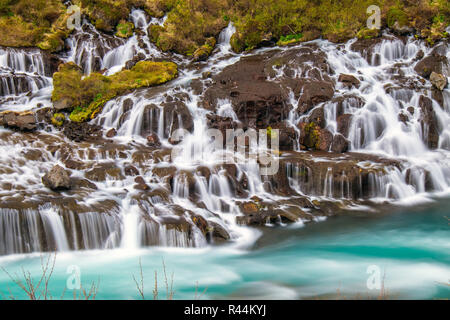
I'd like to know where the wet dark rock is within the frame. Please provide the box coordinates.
[105,128,117,138]
[63,122,103,142]
[124,165,139,176]
[414,54,448,79]
[308,107,326,128]
[338,74,360,89]
[85,163,124,182]
[124,53,146,70]
[0,111,36,131]
[398,112,409,124]
[21,149,43,161]
[64,159,85,170]
[134,183,150,191]
[297,81,335,115]
[330,134,349,153]
[146,133,161,148]
[350,37,384,64]
[190,79,204,95]
[203,55,290,129]
[270,121,297,150]
[331,95,365,117]
[337,114,353,138]
[418,95,439,149]
[73,178,98,190]
[414,50,424,61]
[206,114,237,141]
[207,221,230,241]
[35,107,53,124]
[298,122,333,151]
[42,165,72,191]
[279,151,402,200]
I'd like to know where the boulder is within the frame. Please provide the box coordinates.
[430,72,448,91]
[338,74,360,89]
[0,111,36,131]
[298,122,333,151]
[414,54,448,79]
[124,165,139,176]
[146,133,161,148]
[418,95,439,149]
[63,122,103,142]
[297,81,335,115]
[331,134,349,153]
[105,128,117,138]
[269,121,297,150]
[308,107,326,128]
[337,114,353,137]
[42,165,72,191]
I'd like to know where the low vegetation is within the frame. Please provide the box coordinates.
[1,1,448,54]
[0,0,71,51]
[52,61,178,122]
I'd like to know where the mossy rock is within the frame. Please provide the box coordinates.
[115,20,134,38]
[357,27,381,40]
[51,113,66,127]
[0,0,71,52]
[192,37,216,61]
[277,33,303,46]
[1,0,449,55]
[52,60,178,123]
[387,8,408,28]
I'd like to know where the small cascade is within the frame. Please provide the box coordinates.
[64,9,165,76]
[64,22,125,75]
[0,47,53,109]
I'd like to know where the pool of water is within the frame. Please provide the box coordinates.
[0,198,449,300]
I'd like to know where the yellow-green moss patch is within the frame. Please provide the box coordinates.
[51,113,66,127]
[52,61,178,123]
[0,0,71,52]
[116,20,134,38]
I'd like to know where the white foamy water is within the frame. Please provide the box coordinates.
[0,8,449,257]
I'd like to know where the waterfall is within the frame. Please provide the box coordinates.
[0,47,53,111]
[1,7,450,256]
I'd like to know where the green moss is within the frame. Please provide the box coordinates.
[2,0,449,53]
[116,20,134,38]
[0,0,71,51]
[387,8,408,28]
[51,113,66,127]
[266,126,278,139]
[147,0,229,55]
[52,61,178,123]
[302,122,321,150]
[192,37,216,61]
[357,27,381,39]
[277,33,303,46]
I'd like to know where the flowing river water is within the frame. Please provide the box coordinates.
[0,9,449,299]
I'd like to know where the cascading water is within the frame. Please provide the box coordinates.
[0,8,449,257]
[0,47,53,111]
